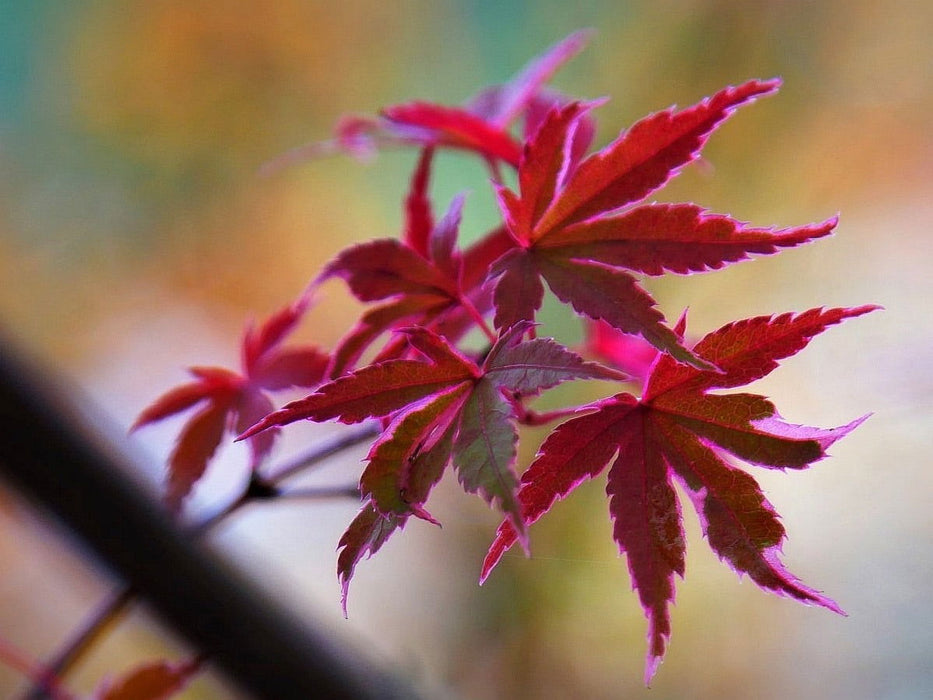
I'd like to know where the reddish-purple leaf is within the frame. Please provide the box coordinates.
[404,147,435,257]
[606,411,684,685]
[533,253,713,369]
[317,238,458,302]
[502,101,595,243]
[250,346,329,390]
[452,378,525,540]
[538,204,837,275]
[337,503,405,616]
[361,384,469,517]
[491,250,545,332]
[533,79,781,237]
[241,349,474,434]
[484,329,628,394]
[241,295,312,376]
[658,418,843,612]
[484,306,873,681]
[165,401,231,513]
[382,102,522,167]
[235,389,278,469]
[645,305,881,400]
[130,381,211,431]
[482,394,638,580]
[134,298,326,510]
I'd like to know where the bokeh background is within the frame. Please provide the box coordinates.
[1,1,931,698]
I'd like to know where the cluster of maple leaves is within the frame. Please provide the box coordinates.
[134,30,875,684]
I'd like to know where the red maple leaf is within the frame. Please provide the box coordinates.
[238,322,626,610]
[481,305,877,683]
[491,81,837,369]
[320,149,513,377]
[132,296,328,511]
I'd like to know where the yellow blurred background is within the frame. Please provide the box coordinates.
[1,1,930,697]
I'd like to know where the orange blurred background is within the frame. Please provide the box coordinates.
[1,1,930,697]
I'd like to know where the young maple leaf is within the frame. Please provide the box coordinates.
[481,305,878,683]
[132,296,328,511]
[259,30,593,175]
[239,323,626,605]
[321,151,513,377]
[491,81,837,370]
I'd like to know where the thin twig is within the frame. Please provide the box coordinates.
[264,422,380,485]
[277,485,361,501]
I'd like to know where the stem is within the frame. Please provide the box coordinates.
[264,423,380,485]
[277,485,360,501]
[458,295,497,345]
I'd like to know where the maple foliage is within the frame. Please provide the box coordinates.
[481,306,877,681]
[131,30,879,684]
[240,321,626,610]
[132,295,328,511]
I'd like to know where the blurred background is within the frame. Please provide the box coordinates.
[1,1,930,697]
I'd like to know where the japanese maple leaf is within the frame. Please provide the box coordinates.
[321,152,512,377]
[132,296,328,511]
[481,305,877,683]
[259,30,593,175]
[239,323,626,604]
[491,80,837,370]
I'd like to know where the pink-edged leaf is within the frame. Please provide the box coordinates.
[482,393,638,581]
[658,418,843,613]
[534,253,714,370]
[239,328,475,436]
[478,29,595,128]
[317,238,457,302]
[131,381,211,431]
[235,389,277,469]
[166,400,231,512]
[452,379,524,542]
[538,204,837,275]
[607,410,685,685]
[491,250,545,331]
[382,102,522,167]
[484,333,628,396]
[656,391,868,469]
[404,147,435,257]
[240,359,472,436]
[361,384,469,516]
[94,657,202,700]
[534,79,781,236]
[250,345,329,390]
[645,305,881,400]
[501,101,595,243]
[241,295,312,375]
[337,503,405,616]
